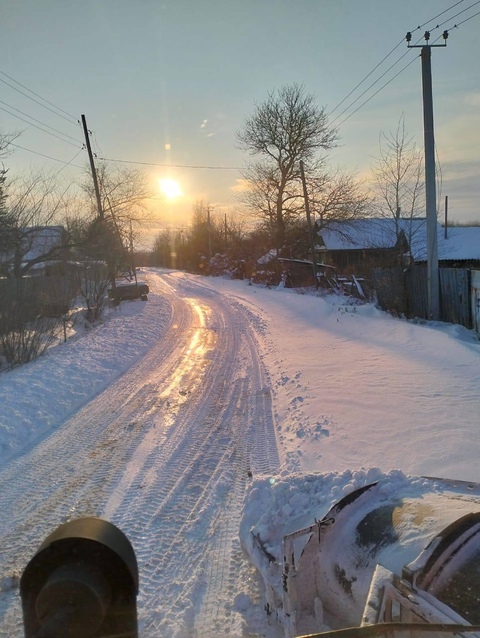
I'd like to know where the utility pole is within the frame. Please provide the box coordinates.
[81,114,103,220]
[224,213,228,253]
[406,29,448,320]
[299,160,318,290]
[129,219,138,286]
[444,195,449,239]
[206,205,213,260]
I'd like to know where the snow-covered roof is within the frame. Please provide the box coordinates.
[317,218,427,252]
[257,249,277,264]
[21,225,65,261]
[317,218,480,262]
[436,226,480,261]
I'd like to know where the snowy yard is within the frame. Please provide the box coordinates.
[1,268,480,637]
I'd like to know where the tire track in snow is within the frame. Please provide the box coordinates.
[0,272,280,637]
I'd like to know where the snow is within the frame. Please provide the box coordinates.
[0,289,171,461]
[1,268,480,636]
[318,218,480,261]
[203,275,480,480]
[437,226,480,260]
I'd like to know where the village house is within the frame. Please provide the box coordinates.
[315,217,480,272]
[0,225,68,278]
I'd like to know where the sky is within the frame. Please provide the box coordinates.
[1,269,480,634]
[1,0,480,245]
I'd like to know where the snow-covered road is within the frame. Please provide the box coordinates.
[0,272,280,637]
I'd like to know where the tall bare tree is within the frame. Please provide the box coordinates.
[237,84,338,249]
[1,171,73,277]
[370,115,424,237]
[80,161,153,274]
[307,169,370,229]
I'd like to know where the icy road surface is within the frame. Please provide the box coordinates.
[0,272,280,637]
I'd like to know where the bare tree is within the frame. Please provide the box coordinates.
[0,130,21,158]
[80,161,153,281]
[237,84,338,249]
[370,115,424,236]
[82,162,152,234]
[308,169,370,230]
[152,229,174,268]
[1,171,74,277]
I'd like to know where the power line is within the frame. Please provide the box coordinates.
[335,54,420,129]
[0,100,82,144]
[417,0,467,29]
[98,156,242,170]
[329,46,415,127]
[0,68,78,125]
[327,1,472,127]
[6,140,84,168]
[0,75,79,127]
[328,39,405,118]
[0,104,82,148]
[425,0,480,42]
[443,3,480,28]
[51,148,85,178]
[436,0,480,26]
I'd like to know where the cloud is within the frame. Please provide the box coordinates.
[230,178,251,193]
[200,119,208,129]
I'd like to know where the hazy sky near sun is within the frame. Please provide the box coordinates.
[1,0,480,242]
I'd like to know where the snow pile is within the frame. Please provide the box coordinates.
[1,269,480,636]
[202,276,480,482]
[0,291,171,462]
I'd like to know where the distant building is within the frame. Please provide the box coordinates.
[315,218,480,272]
[0,225,67,277]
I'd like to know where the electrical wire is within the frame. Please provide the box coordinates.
[0,105,82,148]
[0,69,78,125]
[417,0,467,29]
[424,0,480,42]
[0,100,82,144]
[329,46,415,127]
[327,0,478,130]
[328,1,468,119]
[98,156,242,170]
[327,39,405,117]
[435,0,480,26]
[6,140,84,168]
[443,4,480,28]
[51,148,85,177]
[335,54,420,129]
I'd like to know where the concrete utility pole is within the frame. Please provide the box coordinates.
[406,30,448,320]
[81,114,103,220]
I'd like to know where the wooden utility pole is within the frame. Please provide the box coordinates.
[129,219,138,285]
[299,160,318,290]
[224,213,228,252]
[207,205,213,259]
[406,30,448,320]
[444,195,449,239]
[81,114,103,220]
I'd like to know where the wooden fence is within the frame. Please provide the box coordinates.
[373,265,472,329]
[0,275,78,324]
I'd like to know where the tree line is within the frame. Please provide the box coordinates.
[0,83,425,368]
[149,85,425,277]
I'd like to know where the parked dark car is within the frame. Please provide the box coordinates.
[108,281,149,301]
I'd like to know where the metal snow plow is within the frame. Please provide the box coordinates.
[275,477,480,638]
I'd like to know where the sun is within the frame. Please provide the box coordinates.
[159,177,183,200]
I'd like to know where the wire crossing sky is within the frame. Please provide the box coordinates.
[1,0,479,229]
